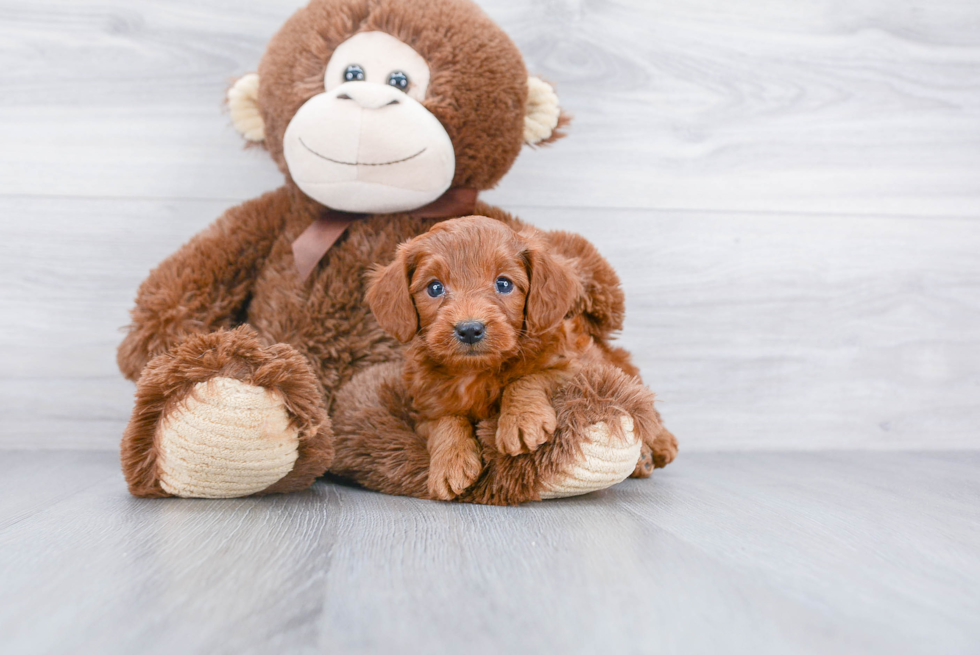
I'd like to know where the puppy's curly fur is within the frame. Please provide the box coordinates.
[366,216,665,500]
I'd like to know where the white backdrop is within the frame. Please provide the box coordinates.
[1,0,978,450]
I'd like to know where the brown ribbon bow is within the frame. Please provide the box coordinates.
[291,187,479,281]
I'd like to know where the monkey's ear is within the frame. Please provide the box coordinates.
[365,245,419,343]
[227,73,265,143]
[524,76,570,146]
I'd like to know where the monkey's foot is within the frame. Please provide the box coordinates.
[121,327,333,498]
[156,377,300,498]
[463,364,674,506]
[538,416,641,499]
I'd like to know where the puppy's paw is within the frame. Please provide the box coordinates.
[630,443,655,478]
[496,400,558,455]
[652,428,679,468]
[428,440,483,500]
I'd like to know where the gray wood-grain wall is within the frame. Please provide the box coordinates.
[2,0,979,451]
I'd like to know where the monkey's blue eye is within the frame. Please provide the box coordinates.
[426,280,445,298]
[344,64,365,82]
[387,71,409,90]
[495,277,513,294]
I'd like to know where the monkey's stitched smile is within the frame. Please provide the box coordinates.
[299,138,427,166]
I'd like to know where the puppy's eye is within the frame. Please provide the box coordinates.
[426,280,445,298]
[495,277,514,294]
[344,64,366,82]
[387,71,409,90]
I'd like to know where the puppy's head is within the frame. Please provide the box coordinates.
[366,216,581,369]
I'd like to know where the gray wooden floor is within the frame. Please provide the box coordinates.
[3,0,980,652]
[1,451,978,654]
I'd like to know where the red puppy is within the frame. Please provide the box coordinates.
[367,216,643,500]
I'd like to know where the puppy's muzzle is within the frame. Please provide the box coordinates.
[454,320,486,345]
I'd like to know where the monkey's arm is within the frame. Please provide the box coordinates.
[117,188,291,381]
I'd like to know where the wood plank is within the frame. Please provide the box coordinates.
[0,451,977,654]
[0,451,339,654]
[0,451,114,531]
[1,197,978,451]
[1,0,978,215]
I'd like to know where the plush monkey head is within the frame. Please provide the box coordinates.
[227,0,567,214]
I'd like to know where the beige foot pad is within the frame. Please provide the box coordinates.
[539,416,642,499]
[156,377,300,498]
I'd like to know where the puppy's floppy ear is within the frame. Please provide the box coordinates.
[366,244,418,343]
[524,238,583,335]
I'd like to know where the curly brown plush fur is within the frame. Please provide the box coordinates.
[330,361,676,505]
[365,216,656,500]
[117,0,673,499]
[118,181,638,497]
[121,326,332,497]
[257,0,566,190]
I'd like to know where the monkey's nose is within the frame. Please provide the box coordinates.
[454,321,486,345]
[334,82,403,110]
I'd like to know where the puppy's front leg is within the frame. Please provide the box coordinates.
[422,416,483,501]
[496,373,562,455]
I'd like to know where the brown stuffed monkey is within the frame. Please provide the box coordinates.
[118,0,677,503]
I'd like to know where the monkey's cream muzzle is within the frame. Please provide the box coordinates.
[282,82,456,214]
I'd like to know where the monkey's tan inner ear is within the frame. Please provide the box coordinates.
[228,73,265,142]
[524,76,562,145]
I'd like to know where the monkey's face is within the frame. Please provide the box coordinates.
[229,0,568,215]
[282,32,456,214]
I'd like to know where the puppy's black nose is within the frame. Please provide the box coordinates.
[454,320,485,344]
